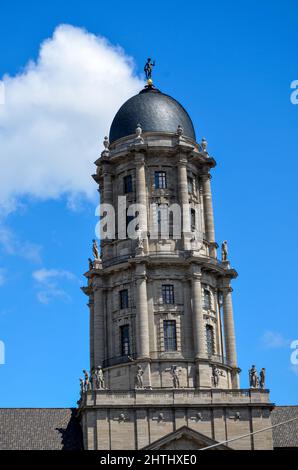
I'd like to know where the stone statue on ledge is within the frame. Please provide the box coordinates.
[165,365,181,388]
[259,368,266,389]
[135,364,144,389]
[83,369,91,392]
[221,240,228,261]
[212,365,220,388]
[79,378,84,395]
[249,365,259,388]
[92,239,99,260]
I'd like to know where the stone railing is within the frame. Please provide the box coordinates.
[81,388,272,408]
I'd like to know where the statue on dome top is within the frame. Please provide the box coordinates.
[144,58,155,82]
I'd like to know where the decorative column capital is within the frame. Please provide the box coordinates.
[177,155,188,166]
[200,172,212,182]
[134,153,146,166]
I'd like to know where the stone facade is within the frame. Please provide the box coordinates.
[80,86,274,450]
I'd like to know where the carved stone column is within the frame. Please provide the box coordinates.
[135,153,148,244]
[191,266,206,360]
[89,297,94,370]
[177,155,191,249]
[201,173,216,257]
[222,286,239,388]
[135,263,150,359]
[103,163,113,204]
[93,279,105,367]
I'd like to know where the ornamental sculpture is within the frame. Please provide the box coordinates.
[212,365,220,388]
[221,240,228,261]
[165,365,181,388]
[144,58,155,81]
[92,239,99,260]
[135,364,144,389]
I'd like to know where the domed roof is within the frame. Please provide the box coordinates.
[109,87,196,143]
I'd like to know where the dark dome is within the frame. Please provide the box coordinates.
[109,87,196,143]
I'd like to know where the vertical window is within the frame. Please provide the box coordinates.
[120,324,130,356]
[203,289,211,310]
[190,208,196,231]
[162,285,175,304]
[119,289,129,309]
[123,175,133,194]
[163,320,177,351]
[206,325,215,356]
[155,171,167,189]
[188,177,194,194]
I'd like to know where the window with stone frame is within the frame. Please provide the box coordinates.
[206,324,215,356]
[190,208,196,231]
[162,284,175,304]
[120,324,130,356]
[119,289,129,309]
[163,320,177,351]
[123,174,133,194]
[202,288,212,310]
[154,171,167,189]
[187,176,194,194]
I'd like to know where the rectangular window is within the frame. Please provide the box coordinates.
[163,320,177,351]
[119,289,129,309]
[123,175,133,194]
[203,289,211,310]
[190,208,196,231]
[120,324,130,356]
[206,325,215,356]
[162,284,175,304]
[155,171,167,189]
[188,177,194,194]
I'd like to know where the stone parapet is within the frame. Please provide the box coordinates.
[80,388,273,409]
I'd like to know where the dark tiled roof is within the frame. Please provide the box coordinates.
[272,406,298,448]
[0,408,83,450]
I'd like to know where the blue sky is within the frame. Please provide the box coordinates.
[0,0,297,406]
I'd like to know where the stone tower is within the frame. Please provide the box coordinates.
[79,81,274,450]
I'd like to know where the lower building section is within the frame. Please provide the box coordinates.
[78,389,274,450]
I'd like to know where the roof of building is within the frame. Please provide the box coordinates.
[109,86,196,143]
[0,406,297,450]
[271,406,298,449]
[0,408,83,450]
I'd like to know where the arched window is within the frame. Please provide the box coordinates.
[206,325,215,356]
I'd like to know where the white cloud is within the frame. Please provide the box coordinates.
[0,225,42,263]
[32,267,77,304]
[260,330,289,349]
[0,24,142,212]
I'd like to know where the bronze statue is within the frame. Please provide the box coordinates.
[144,58,155,81]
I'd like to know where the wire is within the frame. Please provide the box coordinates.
[199,415,298,450]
